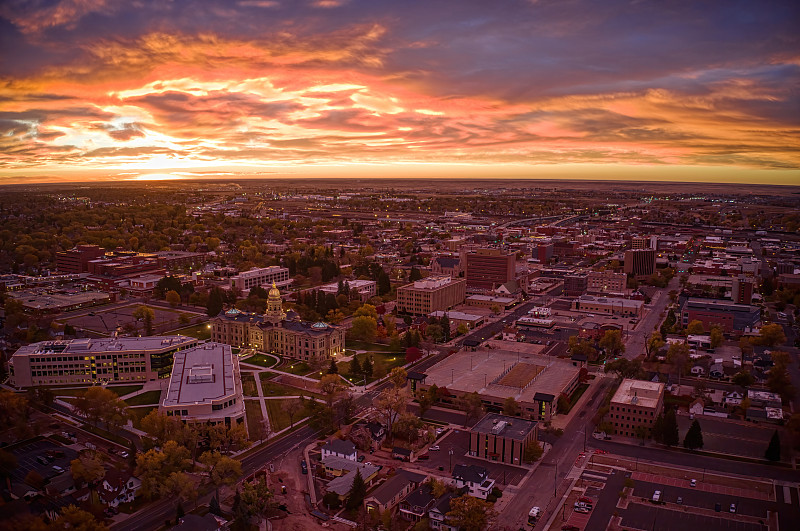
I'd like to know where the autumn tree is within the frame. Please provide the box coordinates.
[599,329,625,359]
[568,336,598,362]
[50,505,108,531]
[461,392,484,426]
[758,323,787,348]
[73,387,129,431]
[502,396,520,416]
[686,320,705,336]
[446,494,497,531]
[70,452,105,488]
[350,315,377,342]
[667,341,690,385]
[709,325,724,349]
[133,305,155,335]
[523,441,544,463]
[235,480,275,524]
[645,330,665,359]
[199,450,242,501]
[165,290,181,308]
[319,373,345,407]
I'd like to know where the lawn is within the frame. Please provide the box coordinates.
[245,400,264,440]
[338,352,407,382]
[345,340,396,352]
[124,390,162,406]
[241,372,259,397]
[173,322,212,340]
[105,385,144,397]
[54,384,145,398]
[242,353,278,368]
[129,406,156,429]
[265,398,308,432]
[280,361,312,376]
[259,373,321,398]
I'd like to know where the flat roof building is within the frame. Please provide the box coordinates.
[319,279,376,301]
[465,249,516,291]
[469,413,538,465]
[230,266,291,292]
[609,379,665,439]
[396,276,466,316]
[679,297,761,333]
[159,342,245,427]
[571,294,643,317]
[9,335,198,388]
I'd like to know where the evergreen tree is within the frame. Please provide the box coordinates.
[440,314,451,342]
[409,267,422,281]
[362,355,373,378]
[176,501,185,519]
[765,429,781,461]
[337,279,345,295]
[346,470,367,510]
[209,496,222,516]
[207,287,224,317]
[652,414,665,443]
[328,359,338,375]
[683,419,703,450]
[404,330,413,348]
[377,270,391,296]
[350,354,362,375]
[663,408,679,446]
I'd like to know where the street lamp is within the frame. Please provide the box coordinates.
[449,448,454,472]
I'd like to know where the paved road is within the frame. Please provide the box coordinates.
[624,276,679,359]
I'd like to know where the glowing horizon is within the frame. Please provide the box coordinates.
[1,1,798,185]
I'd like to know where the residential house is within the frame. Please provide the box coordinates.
[428,492,458,531]
[723,390,744,407]
[321,439,358,462]
[322,457,380,499]
[451,464,495,500]
[392,447,412,461]
[364,469,427,515]
[399,484,437,522]
[688,398,704,417]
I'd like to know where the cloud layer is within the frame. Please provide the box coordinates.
[1,0,798,182]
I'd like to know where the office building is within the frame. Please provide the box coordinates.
[609,379,665,438]
[587,270,627,294]
[230,266,291,292]
[396,276,466,316]
[469,413,538,465]
[318,279,376,301]
[465,249,516,291]
[623,249,656,278]
[563,274,587,296]
[159,342,245,426]
[56,245,106,274]
[9,335,198,387]
[211,284,345,363]
[679,297,761,333]
[571,295,643,317]
[732,275,754,305]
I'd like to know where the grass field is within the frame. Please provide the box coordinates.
[345,340,396,352]
[337,352,406,382]
[259,373,321,398]
[280,361,312,375]
[265,398,307,432]
[129,406,156,429]
[245,400,264,440]
[173,322,211,340]
[242,353,279,368]
[241,373,259,397]
[124,390,162,406]
[53,384,144,398]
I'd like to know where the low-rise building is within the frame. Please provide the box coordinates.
[321,439,357,462]
[428,492,458,531]
[229,266,291,292]
[609,379,665,438]
[451,464,495,500]
[396,276,467,316]
[587,270,627,294]
[159,342,245,427]
[364,469,427,516]
[571,295,643,317]
[322,457,380,499]
[399,484,436,522]
[679,297,761,333]
[469,413,538,466]
[319,279,376,301]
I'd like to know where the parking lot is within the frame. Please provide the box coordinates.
[621,504,766,531]
[62,303,188,335]
[414,430,529,487]
[9,439,78,484]
[632,478,767,518]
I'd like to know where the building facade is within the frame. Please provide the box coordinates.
[9,335,198,387]
[587,270,627,294]
[465,249,516,291]
[732,275,754,305]
[571,295,643,317]
[159,342,245,426]
[679,297,761,333]
[230,266,291,292]
[211,284,345,363]
[624,249,656,278]
[609,379,665,438]
[468,413,538,465]
[319,279,376,301]
[56,245,106,274]
[396,276,467,316]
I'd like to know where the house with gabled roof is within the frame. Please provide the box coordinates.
[321,439,357,462]
[428,491,458,531]
[451,464,494,500]
[399,484,436,522]
[364,469,427,515]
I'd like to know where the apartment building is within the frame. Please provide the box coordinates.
[609,379,665,438]
[395,276,467,316]
[159,342,245,426]
[9,336,198,387]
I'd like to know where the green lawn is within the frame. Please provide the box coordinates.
[53,384,146,398]
[173,322,212,340]
[335,351,406,383]
[105,385,144,397]
[280,361,312,376]
[129,406,156,429]
[245,400,264,440]
[345,340,396,352]
[265,398,307,432]
[242,353,278,368]
[259,373,321,398]
[241,373,259,397]
[124,390,162,406]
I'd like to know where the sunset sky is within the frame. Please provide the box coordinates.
[1,0,798,185]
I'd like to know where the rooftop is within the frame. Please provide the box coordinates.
[471,413,537,441]
[14,335,196,357]
[162,342,239,407]
[611,378,665,409]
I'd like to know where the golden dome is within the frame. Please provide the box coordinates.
[268,281,281,298]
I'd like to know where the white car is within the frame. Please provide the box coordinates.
[690,479,697,487]
[429,445,440,451]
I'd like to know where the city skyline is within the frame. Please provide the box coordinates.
[1,0,799,185]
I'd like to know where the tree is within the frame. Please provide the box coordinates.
[389,367,408,389]
[346,469,367,510]
[557,393,571,414]
[73,387,129,431]
[663,408,679,447]
[133,305,155,335]
[652,414,665,444]
[683,419,703,450]
[446,494,497,531]
[599,329,625,359]
[418,384,437,417]
[439,314,451,342]
[162,471,197,505]
[523,441,544,463]
[604,358,643,380]
[765,429,781,461]
[350,315,378,342]
[350,354,362,375]
[740,397,751,417]
[645,330,665,359]
[392,413,424,443]
[709,325,724,349]
[375,387,407,440]
[409,267,422,281]
[732,371,755,388]
[686,320,705,335]
[327,359,339,375]
[759,323,787,348]
[767,364,795,402]
[362,355,373,378]
[427,477,448,498]
[235,479,275,524]
[568,335,598,362]
[425,323,443,343]
[155,276,182,299]
[199,450,242,501]
[319,373,344,407]
[286,398,303,429]
[50,505,108,531]
[502,396,520,416]
[377,270,391,296]
[165,290,181,308]
[461,392,484,426]
[70,452,105,487]
[207,287,224,317]
[667,341,690,385]
[140,410,183,447]
[490,304,501,316]
[0,448,18,490]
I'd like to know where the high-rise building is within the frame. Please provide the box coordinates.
[631,237,650,250]
[56,244,105,273]
[623,249,656,278]
[396,276,467,316]
[465,249,516,290]
[732,275,754,305]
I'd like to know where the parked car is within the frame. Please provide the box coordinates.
[579,497,593,503]
[417,454,430,460]
[574,507,590,514]
[300,460,307,474]
[52,465,64,474]
[430,445,440,451]
[690,479,697,487]
[730,503,737,513]
[36,455,50,465]
[677,497,683,505]
[652,490,661,503]
[119,451,129,459]
[357,455,365,462]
